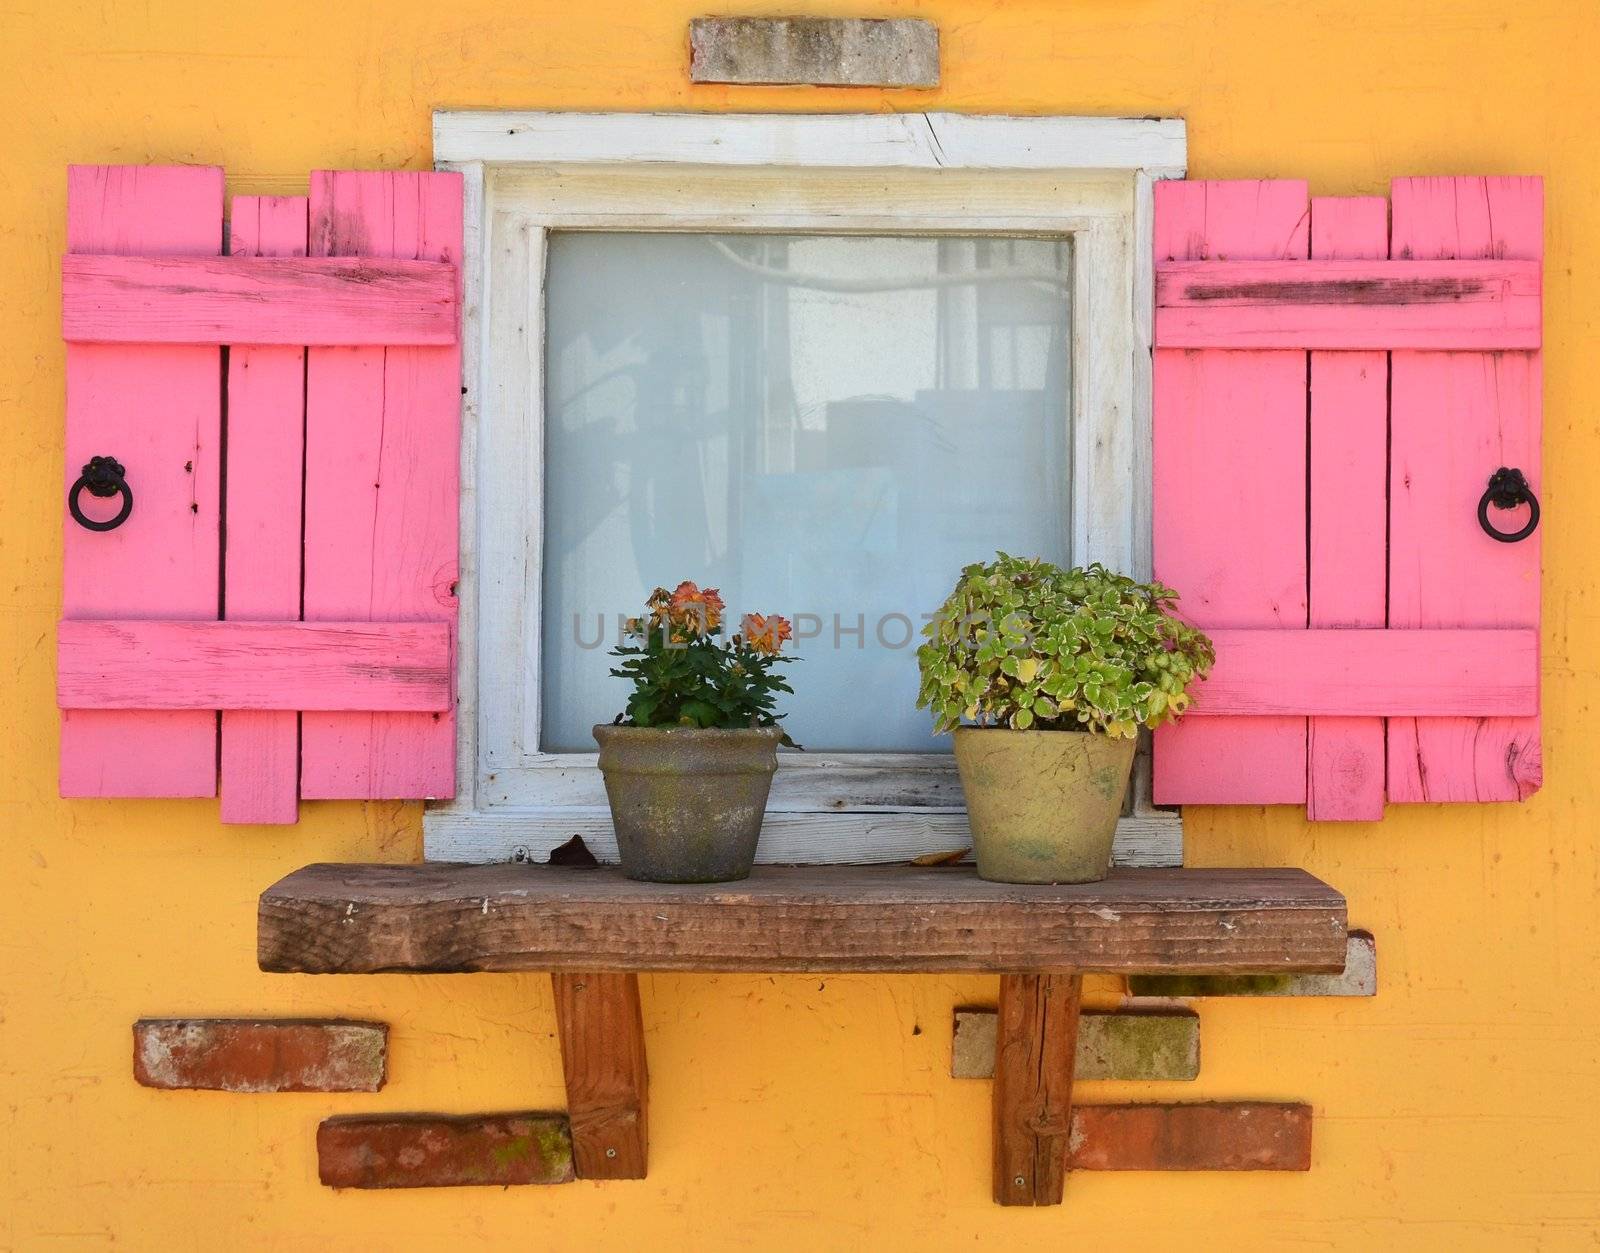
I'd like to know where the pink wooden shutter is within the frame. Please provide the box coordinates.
[1153,177,1542,819]
[58,165,462,824]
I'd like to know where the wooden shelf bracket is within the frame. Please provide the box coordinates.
[551,972,649,1180]
[994,972,1082,1206]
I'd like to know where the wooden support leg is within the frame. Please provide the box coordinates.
[551,972,649,1179]
[993,971,1082,1206]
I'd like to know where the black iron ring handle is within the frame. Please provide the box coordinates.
[68,455,133,533]
[1477,466,1539,544]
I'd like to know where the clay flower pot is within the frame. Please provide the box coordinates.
[593,724,784,883]
[952,727,1136,884]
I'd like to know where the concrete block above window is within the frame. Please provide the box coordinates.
[689,17,939,88]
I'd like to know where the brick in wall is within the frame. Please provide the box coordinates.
[133,1019,387,1093]
[318,1113,576,1188]
[1070,1102,1312,1171]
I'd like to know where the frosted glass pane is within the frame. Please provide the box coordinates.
[542,233,1071,753]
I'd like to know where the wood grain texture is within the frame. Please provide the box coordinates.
[994,973,1080,1205]
[1155,258,1539,348]
[301,170,461,800]
[1186,628,1537,717]
[221,196,307,824]
[424,809,1183,871]
[1388,177,1543,802]
[60,165,223,798]
[434,110,1187,176]
[61,255,458,345]
[1308,197,1390,820]
[58,620,451,711]
[551,973,648,1179]
[1068,1102,1312,1171]
[1152,179,1311,806]
[257,864,1348,975]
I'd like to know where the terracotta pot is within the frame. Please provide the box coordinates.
[593,724,783,883]
[952,726,1137,884]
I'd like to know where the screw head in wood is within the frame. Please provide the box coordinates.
[606,1147,618,1158]
[1013,1175,1026,1188]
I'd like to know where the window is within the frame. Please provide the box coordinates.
[542,231,1072,754]
[429,111,1185,866]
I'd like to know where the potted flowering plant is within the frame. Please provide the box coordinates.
[595,581,795,883]
[917,555,1213,884]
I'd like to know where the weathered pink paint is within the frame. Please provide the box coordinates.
[61,165,223,798]
[1155,176,1543,815]
[221,196,308,825]
[58,621,451,711]
[1155,258,1540,349]
[62,254,458,346]
[58,166,466,817]
[1388,177,1543,802]
[301,171,461,800]
[1307,197,1389,821]
[1152,180,1311,807]
[1186,629,1537,718]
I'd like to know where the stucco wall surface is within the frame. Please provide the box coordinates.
[1,2,1597,1248]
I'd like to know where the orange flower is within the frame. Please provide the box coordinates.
[742,613,793,656]
[645,586,674,628]
[668,580,724,634]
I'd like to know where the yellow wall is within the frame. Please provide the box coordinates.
[3,1,1598,1248]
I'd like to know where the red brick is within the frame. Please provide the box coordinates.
[317,1113,575,1189]
[133,1019,387,1093]
[1069,1102,1312,1171]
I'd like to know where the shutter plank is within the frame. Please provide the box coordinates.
[62,254,457,346]
[1152,180,1310,805]
[61,166,223,797]
[1189,628,1536,717]
[1154,257,1539,349]
[302,172,461,800]
[221,196,308,824]
[1388,178,1543,801]
[1307,197,1389,820]
[60,620,450,711]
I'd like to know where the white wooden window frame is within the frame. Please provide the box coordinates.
[428,111,1186,867]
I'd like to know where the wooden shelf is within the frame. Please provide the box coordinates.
[258,862,1347,976]
[258,861,1348,1204]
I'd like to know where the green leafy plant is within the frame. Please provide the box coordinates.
[609,581,796,735]
[916,554,1214,738]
